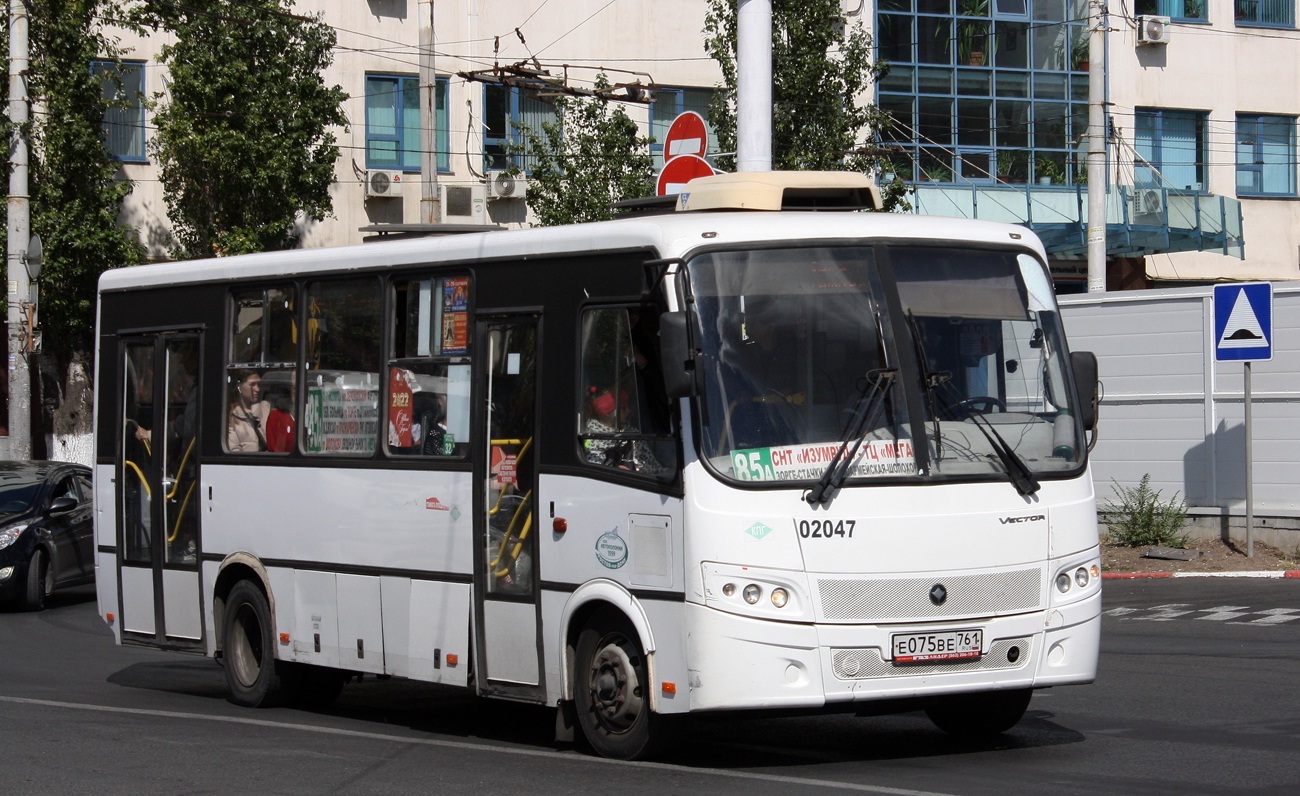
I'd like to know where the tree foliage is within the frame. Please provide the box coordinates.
[511,78,654,227]
[132,0,348,257]
[703,0,909,210]
[25,0,145,357]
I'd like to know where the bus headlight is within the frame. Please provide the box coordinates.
[1055,572,1072,593]
[770,588,789,608]
[743,584,762,604]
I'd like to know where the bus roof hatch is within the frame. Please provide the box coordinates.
[675,171,882,213]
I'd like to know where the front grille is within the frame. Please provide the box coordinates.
[816,567,1043,623]
[831,637,1033,680]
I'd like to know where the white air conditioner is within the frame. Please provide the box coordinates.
[486,170,528,200]
[439,183,487,223]
[1137,15,1171,45]
[365,170,403,198]
[1131,187,1164,216]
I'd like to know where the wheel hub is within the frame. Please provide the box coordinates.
[589,638,643,730]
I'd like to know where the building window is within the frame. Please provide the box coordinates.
[1134,108,1207,191]
[93,60,145,162]
[1234,0,1294,26]
[483,83,558,173]
[650,87,716,169]
[1236,114,1297,197]
[875,0,1088,185]
[1135,0,1207,21]
[366,74,448,173]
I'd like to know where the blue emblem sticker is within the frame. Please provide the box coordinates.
[596,528,628,569]
[746,522,772,540]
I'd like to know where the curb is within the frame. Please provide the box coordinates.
[1103,570,1300,580]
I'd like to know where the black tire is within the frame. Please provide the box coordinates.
[222,580,284,707]
[925,688,1033,737]
[574,612,664,760]
[280,663,347,709]
[20,550,47,612]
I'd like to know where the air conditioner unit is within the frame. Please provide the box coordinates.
[439,183,487,224]
[1137,15,1171,45]
[1131,187,1164,216]
[486,170,528,200]
[365,170,403,198]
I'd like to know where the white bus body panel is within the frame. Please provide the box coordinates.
[94,463,121,643]
[162,570,202,639]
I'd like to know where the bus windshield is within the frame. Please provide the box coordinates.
[686,244,1084,487]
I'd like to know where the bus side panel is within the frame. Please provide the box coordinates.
[381,577,471,686]
[94,462,121,643]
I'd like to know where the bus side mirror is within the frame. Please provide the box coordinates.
[659,311,696,398]
[1071,350,1099,431]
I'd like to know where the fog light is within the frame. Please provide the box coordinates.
[1075,567,1089,587]
[743,584,762,604]
[722,583,736,598]
[0,565,12,581]
[1007,645,1021,663]
[1055,573,1071,593]
[771,588,789,608]
[1089,564,1100,579]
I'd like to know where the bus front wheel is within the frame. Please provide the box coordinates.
[222,580,284,707]
[574,613,663,760]
[925,688,1033,737]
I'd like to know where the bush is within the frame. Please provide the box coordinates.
[1102,474,1189,548]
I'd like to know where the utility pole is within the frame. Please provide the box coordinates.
[6,0,33,460]
[419,0,441,223]
[1086,0,1108,292]
[735,0,772,172]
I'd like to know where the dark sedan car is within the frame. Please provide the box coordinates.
[0,461,94,611]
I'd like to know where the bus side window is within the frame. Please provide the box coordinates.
[578,307,676,477]
[227,286,297,454]
[385,276,471,457]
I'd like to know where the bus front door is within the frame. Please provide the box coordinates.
[474,315,544,698]
[116,333,204,649]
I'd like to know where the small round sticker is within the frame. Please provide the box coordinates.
[595,528,628,569]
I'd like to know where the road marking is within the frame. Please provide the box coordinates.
[0,695,957,796]
[1196,605,1252,622]
[1248,608,1300,625]
[1129,603,1196,621]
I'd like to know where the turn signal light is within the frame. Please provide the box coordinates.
[105,612,115,624]
[279,633,291,644]
[447,653,459,666]
[662,682,677,695]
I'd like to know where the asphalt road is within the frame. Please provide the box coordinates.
[2,580,1298,795]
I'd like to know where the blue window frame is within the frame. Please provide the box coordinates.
[92,60,146,162]
[1236,114,1297,197]
[1234,0,1294,26]
[1135,0,1208,21]
[483,83,558,173]
[366,74,448,173]
[1134,108,1207,191]
[649,87,716,169]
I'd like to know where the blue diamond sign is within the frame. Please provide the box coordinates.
[1214,283,1272,362]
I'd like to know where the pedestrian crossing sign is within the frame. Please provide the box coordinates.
[1213,282,1272,362]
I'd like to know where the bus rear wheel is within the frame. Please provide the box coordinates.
[925,688,1033,737]
[574,614,663,760]
[222,580,284,707]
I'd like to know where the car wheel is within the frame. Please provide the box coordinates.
[573,611,666,760]
[222,580,284,707]
[925,688,1033,737]
[20,550,47,612]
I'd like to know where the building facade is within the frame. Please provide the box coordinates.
[99,1,1297,287]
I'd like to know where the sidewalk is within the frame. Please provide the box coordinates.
[1101,537,1300,580]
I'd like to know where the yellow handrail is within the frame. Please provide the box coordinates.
[490,488,533,575]
[124,460,152,499]
[167,480,197,544]
[165,437,197,501]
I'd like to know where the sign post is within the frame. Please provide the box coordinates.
[1213,282,1273,557]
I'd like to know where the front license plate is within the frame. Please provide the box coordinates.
[891,629,983,663]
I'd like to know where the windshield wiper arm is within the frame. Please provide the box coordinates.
[938,381,1040,497]
[806,368,896,505]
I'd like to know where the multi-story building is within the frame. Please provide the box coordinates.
[99,1,1297,289]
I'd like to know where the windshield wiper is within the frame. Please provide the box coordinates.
[937,380,1040,497]
[806,368,897,505]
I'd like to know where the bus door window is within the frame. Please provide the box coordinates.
[485,321,537,595]
[578,307,675,477]
[386,275,471,457]
[121,341,155,563]
[298,278,382,456]
[162,339,201,563]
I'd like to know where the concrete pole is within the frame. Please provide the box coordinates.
[419,0,441,223]
[5,0,32,460]
[736,0,772,172]
[1085,0,1107,292]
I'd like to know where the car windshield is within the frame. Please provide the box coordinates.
[686,244,1085,487]
[0,478,41,515]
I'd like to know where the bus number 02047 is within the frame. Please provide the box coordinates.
[796,519,856,539]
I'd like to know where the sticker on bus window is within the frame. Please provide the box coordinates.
[731,439,917,482]
[442,277,470,354]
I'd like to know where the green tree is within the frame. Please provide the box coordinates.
[511,78,654,227]
[27,0,146,358]
[703,0,909,209]
[133,0,348,257]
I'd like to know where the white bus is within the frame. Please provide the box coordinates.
[93,172,1101,759]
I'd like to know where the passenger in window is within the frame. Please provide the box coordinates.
[227,370,271,452]
[584,386,666,475]
[264,370,296,453]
